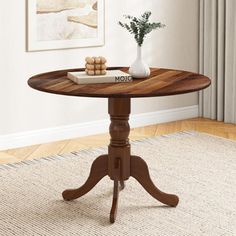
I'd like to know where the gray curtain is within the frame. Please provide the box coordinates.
[199,0,236,124]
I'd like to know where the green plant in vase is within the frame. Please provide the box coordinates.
[119,11,165,78]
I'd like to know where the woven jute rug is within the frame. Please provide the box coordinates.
[0,132,236,236]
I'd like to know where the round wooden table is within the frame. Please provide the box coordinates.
[28,67,211,223]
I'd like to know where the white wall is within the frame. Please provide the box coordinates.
[0,0,199,136]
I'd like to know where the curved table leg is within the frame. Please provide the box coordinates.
[131,155,179,207]
[120,180,125,190]
[62,155,108,201]
[110,180,119,223]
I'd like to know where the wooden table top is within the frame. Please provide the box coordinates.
[28,67,211,98]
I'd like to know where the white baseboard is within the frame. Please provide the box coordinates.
[0,105,198,151]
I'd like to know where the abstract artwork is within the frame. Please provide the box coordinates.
[27,0,104,51]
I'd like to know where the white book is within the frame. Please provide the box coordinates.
[67,70,133,85]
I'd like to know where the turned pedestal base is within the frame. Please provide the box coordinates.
[62,98,179,223]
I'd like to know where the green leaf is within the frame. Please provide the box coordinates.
[118,11,166,46]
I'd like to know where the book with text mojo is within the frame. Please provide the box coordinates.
[67,70,133,85]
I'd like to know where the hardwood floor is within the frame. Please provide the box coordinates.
[1,118,236,165]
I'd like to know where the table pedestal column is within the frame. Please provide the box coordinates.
[108,98,131,181]
[108,98,130,222]
[62,97,179,223]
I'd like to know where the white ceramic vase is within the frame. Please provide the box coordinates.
[129,45,150,79]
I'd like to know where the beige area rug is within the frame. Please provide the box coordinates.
[0,132,236,236]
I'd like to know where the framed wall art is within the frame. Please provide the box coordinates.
[27,0,105,51]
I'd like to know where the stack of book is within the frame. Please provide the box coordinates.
[67,70,133,85]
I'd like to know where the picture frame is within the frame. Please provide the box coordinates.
[27,0,105,51]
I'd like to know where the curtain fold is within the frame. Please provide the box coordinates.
[199,0,236,124]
